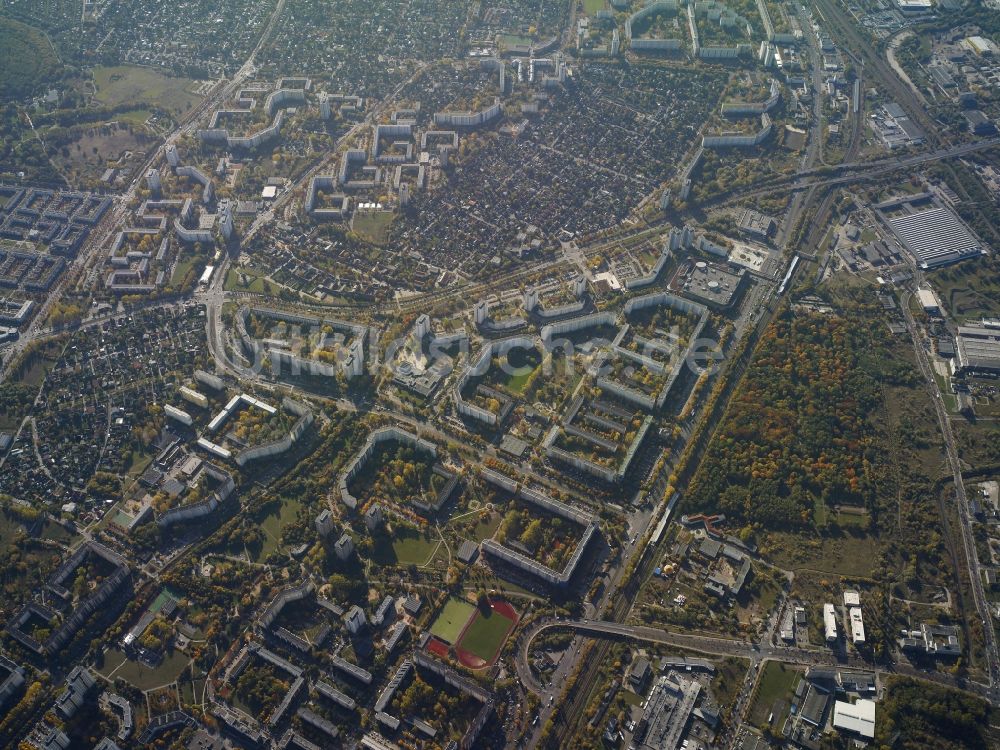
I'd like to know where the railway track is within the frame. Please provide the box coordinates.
[812,0,941,147]
[547,264,799,745]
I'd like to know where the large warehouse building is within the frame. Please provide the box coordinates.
[953,324,1000,375]
[876,193,985,269]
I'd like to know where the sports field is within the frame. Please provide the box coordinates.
[455,599,518,668]
[429,597,476,644]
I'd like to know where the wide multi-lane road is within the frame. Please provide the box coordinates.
[518,617,993,698]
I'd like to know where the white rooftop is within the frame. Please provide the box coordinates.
[833,699,875,739]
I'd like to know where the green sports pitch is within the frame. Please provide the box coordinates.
[456,603,518,665]
[429,597,476,644]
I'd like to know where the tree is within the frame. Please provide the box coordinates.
[520,519,544,550]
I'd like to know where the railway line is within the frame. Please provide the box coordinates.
[545,252,799,745]
[812,0,942,146]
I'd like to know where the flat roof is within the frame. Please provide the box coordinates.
[672,260,745,307]
[833,699,875,739]
[799,684,830,726]
[956,334,1000,372]
[885,205,982,268]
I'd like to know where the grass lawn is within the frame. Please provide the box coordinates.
[465,512,502,542]
[493,349,541,394]
[467,573,539,599]
[18,358,51,388]
[42,519,78,545]
[430,597,477,644]
[0,515,24,552]
[179,679,203,708]
[369,526,440,566]
[126,449,153,478]
[749,661,800,726]
[500,363,539,395]
[351,210,394,246]
[11,339,64,389]
[621,690,644,707]
[98,648,191,691]
[391,527,439,565]
[762,529,879,577]
[115,108,154,127]
[92,65,203,117]
[170,253,205,288]
[583,0,607,14]
[500,33,534,48]
[256,496,304,561]
[929,255,1000,323]
[457,607,515,662]
[224,267,273,295]
[0,514,79,557]
[932,369,958,412]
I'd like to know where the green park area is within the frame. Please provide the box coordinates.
[352,210,395,246]
[97,648,192,691]
[225,267,273,294]
[256,495,305,560]
[92,65,204,117]
[929,254,1000,323]
[748,661,800,727]
[381,525,440,566]
[492,348,542,395]
[430,597,476,644]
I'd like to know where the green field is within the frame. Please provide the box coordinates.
[748,661,800,726]
[391,527,439,565]
[500,34,534,49]
[929,255,1000,323]
[465,512,502,542]
[584,0,607,14]
[492,348,541,394]
[0,513,78,553]
[225,267,273,295]
[92,65,203,117]
[370,525,440,566]
[430,597,477,644]
[763,529,879,577]
[116,108,154,127]
[0,18,60,99]
[170,252,207,288]
[0,516,22,552]
[457,608,515,662]
[98,648,191,691]
[352,210,394,246]
[256,495,304,560]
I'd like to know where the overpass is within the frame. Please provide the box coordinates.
[515,617,991,700]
